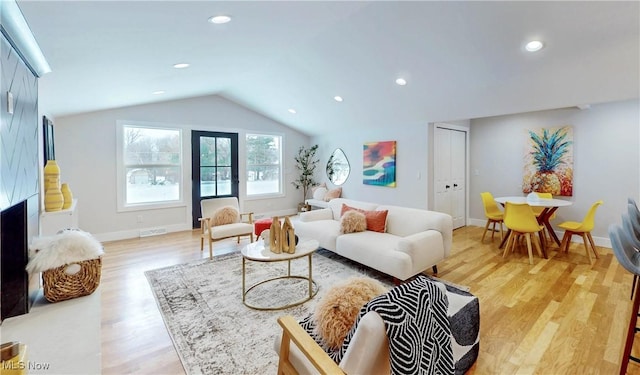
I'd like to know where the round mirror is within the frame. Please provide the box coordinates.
[326,148,350,185]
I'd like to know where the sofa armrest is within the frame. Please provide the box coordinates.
[396,231,447,263]
[299,208,333,222]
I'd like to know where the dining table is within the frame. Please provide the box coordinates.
[494,196,573,258]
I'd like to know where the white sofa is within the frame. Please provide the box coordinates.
[304,198,329,209]
[294,198,453,281]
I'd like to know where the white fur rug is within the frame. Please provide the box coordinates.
[27,230,103,273]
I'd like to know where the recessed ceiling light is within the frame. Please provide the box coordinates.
[173,63,190,69]
[334,96,343,102]
[525,40,544,52]
[395,78,407,86]
[288,109,297,114]
[152,90,165,95]
[208,15,231,24]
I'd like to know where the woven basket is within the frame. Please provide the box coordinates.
[42,257,102,303]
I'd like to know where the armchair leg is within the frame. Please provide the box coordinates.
[209,238,213,260]
[432,265,438,275]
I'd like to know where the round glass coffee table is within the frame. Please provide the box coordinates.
[241,239,319,310]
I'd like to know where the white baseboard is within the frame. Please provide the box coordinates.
[467,218,611,249]
[94,223,192,243]
[94,208,299,243]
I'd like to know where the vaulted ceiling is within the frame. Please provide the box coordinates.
[18,1,640,136]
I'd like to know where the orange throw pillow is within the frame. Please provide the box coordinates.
[341,204,388,233]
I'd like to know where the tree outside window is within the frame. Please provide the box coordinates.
[246,134,282,196]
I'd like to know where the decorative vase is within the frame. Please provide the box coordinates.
[269,216,282,253]
[61,183,73,209]
[282,216,296,254]
[44,160,64,212]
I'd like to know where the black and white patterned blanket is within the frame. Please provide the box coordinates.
[299,275,477,374]
[341,276,454,374]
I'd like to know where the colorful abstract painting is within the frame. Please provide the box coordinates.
[363,141,396,187]
[522,126,573,196]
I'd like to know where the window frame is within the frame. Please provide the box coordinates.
[244,132,284,199]
[116,121,185,212]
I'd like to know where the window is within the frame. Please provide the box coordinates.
[246,133,282,196]
[119,124,182,209]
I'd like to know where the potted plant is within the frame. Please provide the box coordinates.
[292,145,319,211]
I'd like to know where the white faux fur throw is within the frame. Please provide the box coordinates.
[26,230,104,273]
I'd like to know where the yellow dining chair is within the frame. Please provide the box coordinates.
[558,200,603,264]
[480,192,504,243]
[503,202,544,265]
[531,192,556,243]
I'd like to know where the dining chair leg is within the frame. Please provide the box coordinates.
[633,275,638,301]
[537,231,548,259]
[587,232,599,259]
[499,222,504,241]
[525,233,534,265]
[533,232,544,259]
[503,232,514,258]
[560,232,571,253]
[581,233,593,264]
[620,277,640,375]
[482,220,491,242]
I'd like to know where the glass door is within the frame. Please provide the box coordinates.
[191,131,239,228]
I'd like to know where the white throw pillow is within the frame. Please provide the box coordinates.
[313,187,328,200]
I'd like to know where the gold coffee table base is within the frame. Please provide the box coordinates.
[241,240,320,311]
[242,273,318,311]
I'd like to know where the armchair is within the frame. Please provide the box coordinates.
[199,197,254,259]
[275,277,480,375]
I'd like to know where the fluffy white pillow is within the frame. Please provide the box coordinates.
[340,211,367,234]
[212,206,239,226]
[313,187,328,200]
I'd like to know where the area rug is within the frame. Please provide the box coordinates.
[145,249,394,375]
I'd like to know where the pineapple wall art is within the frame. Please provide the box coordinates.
[522,126,573,196]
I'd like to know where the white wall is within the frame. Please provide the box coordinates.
[469,99,640,246]
[312,123,431,209]
[52,95,310,241]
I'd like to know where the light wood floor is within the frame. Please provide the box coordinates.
[101,226,640,374]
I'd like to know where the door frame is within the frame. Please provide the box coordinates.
[191,130,239,228]
[430,122,470,228]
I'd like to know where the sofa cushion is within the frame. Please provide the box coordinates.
[336,232,413,279]
[341,204,388,233]
[341,211,367,234]
[293,219,341,252]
